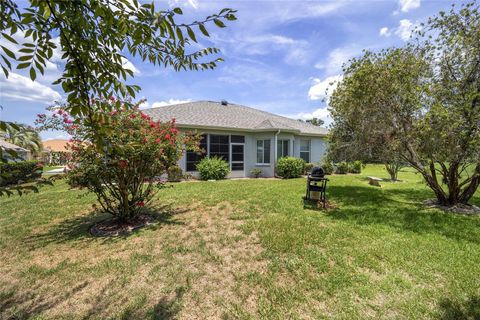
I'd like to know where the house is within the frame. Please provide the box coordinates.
[41,139,70,165]
[0,139,31,161]
[144,100,329,178]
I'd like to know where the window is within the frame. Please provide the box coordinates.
[256,139,271,164]
[277,140,289,159]
[186,134,207,171]
[231,135,245,143]
[300,139,310,163]
[209,134,230,161]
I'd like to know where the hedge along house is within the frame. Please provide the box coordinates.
[143,101,329,178]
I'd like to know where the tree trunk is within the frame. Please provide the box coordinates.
[385,162,400,181]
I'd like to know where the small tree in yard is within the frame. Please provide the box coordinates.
[37,99,199,222]
[329,2,480,206]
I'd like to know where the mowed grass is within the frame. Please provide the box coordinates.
[1,165,479,319]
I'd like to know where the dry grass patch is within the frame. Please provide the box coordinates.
[0,198,267,319]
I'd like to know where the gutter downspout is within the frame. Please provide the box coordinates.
[273,129,280,177]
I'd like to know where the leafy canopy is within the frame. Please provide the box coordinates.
[329,2,480,205]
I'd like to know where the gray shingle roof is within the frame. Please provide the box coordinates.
[143,101,329,136]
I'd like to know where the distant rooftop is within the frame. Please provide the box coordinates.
[42,139,70,152]
[0,139,28,152]
[144,100,329,136]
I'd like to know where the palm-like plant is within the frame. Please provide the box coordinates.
[1,123,42,156]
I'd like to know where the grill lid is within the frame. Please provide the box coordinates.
[310,166,325,177]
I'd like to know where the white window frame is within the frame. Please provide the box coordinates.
[256,139,271,165]
[300,139,311,163]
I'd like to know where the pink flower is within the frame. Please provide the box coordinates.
[155,138,161,144]
[137,201,145,207]
[109,96,115,102]
[140,113,150,120]
[129,114,136,119]
[118,160,128,169]
[165,134,171,140]
[149,122,156,128]
[64,118,73,124]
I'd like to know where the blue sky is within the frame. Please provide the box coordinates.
[0,0,454,140]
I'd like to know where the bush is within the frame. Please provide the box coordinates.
[196,156,230,180]
[304,162,314,174]
[321,161,335,175]
[336,161,349,174]
[43,99,199,223]
[167,165,183,182]
[0,161,43,186]
[349,160,363,174]
[250,168,262,178]
[276,157,305,179]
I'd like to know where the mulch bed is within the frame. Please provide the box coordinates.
[90,214,155,237]
[424,199,480,216]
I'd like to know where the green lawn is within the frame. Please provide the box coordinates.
[1,165,479,319]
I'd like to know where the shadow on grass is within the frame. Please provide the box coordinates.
[325,185,480,243]
[0,281,89,319]
[436,295,480,320]
[148,286,186,320]
[25,204,189,248]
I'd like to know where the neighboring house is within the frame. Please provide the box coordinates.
[42,139,70,165]
[0,139,31,161]
[144,100,329,178]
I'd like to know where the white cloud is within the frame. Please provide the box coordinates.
[308,75,343,101]
[169,0,198,9]
[151,99,192,108]
[395,19,418,41]
[398,0,421,13]
[121,57,140,75]
[314,47,360,76]
[379,27,391,37]
[0,72,62,104]
[218,62,287,85]
[284,107,333,126]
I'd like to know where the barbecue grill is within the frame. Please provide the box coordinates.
[304,166,329,208]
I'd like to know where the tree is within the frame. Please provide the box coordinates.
[1,0,236,142]
[0,0,236,196]
[1,123,42,157]
[38,98,199,222]
[306,118,325,126]
[327,50,413,181]
[329,2,480,205]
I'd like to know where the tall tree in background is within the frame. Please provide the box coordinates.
[1,123,42,157]
[329,2,480,205]
[306,118,325,126]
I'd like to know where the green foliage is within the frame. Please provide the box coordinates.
[349,160,363,174]
[321,161,335,175]
[335,161,349,175]
[1,123,42,156]
[250,168,263,178]
[1,0,236,151]
[196,156,230,181]
[304,163,315,174]
[167,165,183,182]
[276,157,305,179]
[63,101,198,222]
[329,2,480,205]
[0,160,42,186]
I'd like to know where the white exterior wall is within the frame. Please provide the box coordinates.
[177,128,328,178]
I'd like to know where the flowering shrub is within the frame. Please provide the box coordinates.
[37,99,198,222]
